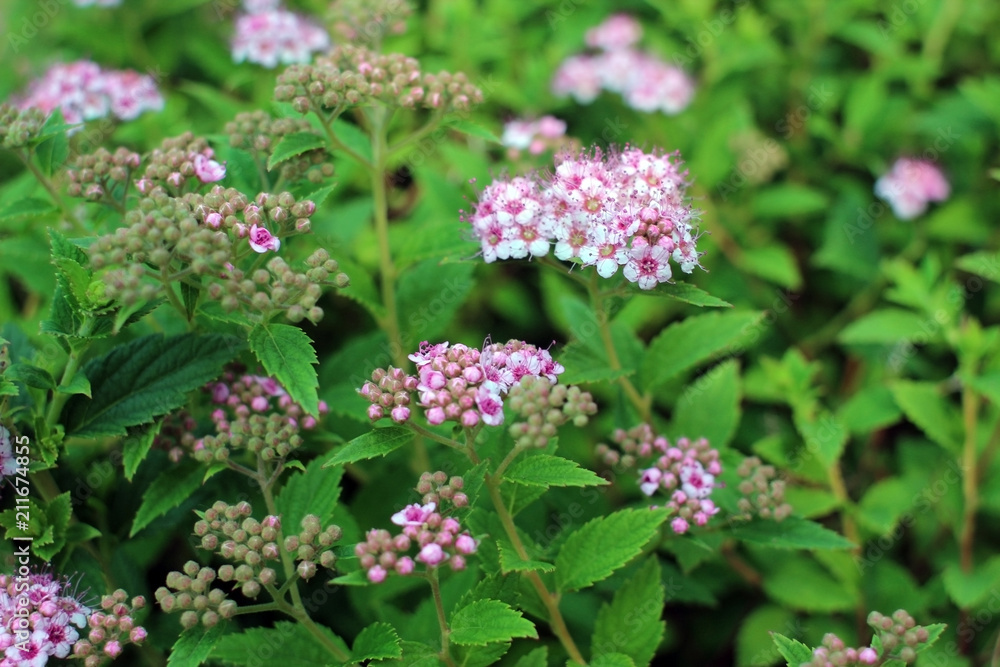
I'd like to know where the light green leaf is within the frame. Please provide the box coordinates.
[762,557,860,612]
[123,422,162,482]
[248,323,319,416]
[643,311,764,390]
[277,457,344,532]
[555,509,667,592]
[34,492,72,560]
[131,462,204,536]
[167,623,228,667]
[955,251,1000,285]
[352,622,402,662]
[445,119,502,143]
[736,605,795,667]
[942,557,1000,609]
[591,558,665,666]
[740,245,802,289]
[915,624,947,655]
[839,308,935,344]
[770,633,813,666]
[0,197,56,220]
[504,454,608,488]
[449,599,538,646]
[589,654,636,667]
[838,385,901,434]
[267,131,327,170]
[513,647,548,667]
[890,381,962,453]
[557,340,635,385]
[793,408,848,468]
[671,359,741,448]
[209,621,351,665]
[629,281,733,308]
[497,539,554,574]
[728,517,855,550]
[323,426,413,467]
[63,333,243,438]
[752,184,829,219]
[58,371,91,397]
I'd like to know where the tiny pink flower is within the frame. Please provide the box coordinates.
[250,396,269,412]
[455,534,478,555]
[390,406,411,423]
[418,543,447,567]
[193,154,226,182]
[475,382,505,426]
[367,565,387,584]
[670,517,689,534]
[679,461,715,499]
[248,224,280,253]
[638,467,662,496]
[130,627,147,643]
[367,405,384,421]
[391,502,436,527]
[623,245,672,290]
[858,647,878,664]
[395,557,415,575]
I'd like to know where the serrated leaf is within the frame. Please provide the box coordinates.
[123,422,162,481]
[65,522,102,543]
[504,454,608,488]
[890,381,962,453]
[267,131,327,170]
[589,654,636,667]
[591,558,665,665]
[839,308,934,344]
[558,340,635,385]
[248,323,320,417]
[131,462,205,536]
[643,311,764,390]
[629,281,732,307]
[671,359,741,448]
[513,647,548,667]
[58,371,91,397]
[497,539,555,574]
[5,363,55,390]
[168,623,228,667]
[728,517,855,550]
[770,633,813,666]
[63,333,244,438]
[555,509,667,592]
[35,492,72,560]
[915,624,946,654]
[2,499,45,541]
[736,605,795,667]
[352,622,402,662]
[449,599,538,646]
[324,426,413,467]
[277,457,344,531]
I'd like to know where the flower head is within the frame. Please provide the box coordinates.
[875,157,950,220]
[193,154,227,183]
[248,224,280,253]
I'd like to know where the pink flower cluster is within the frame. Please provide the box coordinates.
[360,339,564,427]
[502,115,567,156]
[16,60,163,129]
[874,157,950,220]
[0,572,90,666]
[206,372,327,432]
[232,0,330,69]
[463,147,701,288]
[356,473,476,583]
[596,424,721,534]
[553,14,694,115]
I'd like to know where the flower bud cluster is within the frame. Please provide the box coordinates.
[328,0,412,47]
[506,375,598,448]
[133,132,227,194]
[801,610,932,666]
[73,589,148,665]
[360,339,566,428]
[225,110,334,184]
[735,456,792,522]
[0,104,47,149]
[152,411,198,463]
[552,14,694,115]
[194,368,328,463]
[596,424,721,534]
[0,572,91,663]
[463,146,701,289]
[275,45,483,113]
[66,146,142,204]
[356,473,477,583]
[282,514,344,580]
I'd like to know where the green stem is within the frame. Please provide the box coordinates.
[493,444,527,480]
[18,150,82,233]
[387,110,446,156]
[587,273,650,423]
[160,271,189,321]
[407,423,467,452]
[484,473,587,665]
[960,385,980,573]
[320,114,373,170]
[45,345,87,429]
[369,107,407,368]
[427,570,457,667]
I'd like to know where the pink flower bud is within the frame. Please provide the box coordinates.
[367,405,384,421]
[130,627,148,643]
[251,396,269,412]
[205,212,223,229]
[367,565,387,584]
[858,647,878,664]
[104,641,123,658]
[248,224,280,253]
[418,543,447,566]
[395,557,415,575]
[670,517,689,534]
[455,534,477,554]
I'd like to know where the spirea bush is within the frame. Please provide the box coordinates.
[0,0,999,665]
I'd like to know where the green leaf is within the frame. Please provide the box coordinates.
[793,408,849,468]
[557,340,635,385]
[131,462,205,536]
[34,493,72,561]
[736,605,796,667]
[333,257,385,319]
[267,131,327,170]
[58,371,91,397]
[752,184,829,219]
[839,308,934,344]
[248,323,320,417]
[555,509,667,592]
[63,333,244,438]
[915,624,946,655]
[167,623,228,667]
[630,281,733,308]
[497,539,555,574]
[838,385,901,434]
[589,654,636,667]
[504,454,608,488]
[323,426,413,467]
[0,197,56,220]
[671,359,741,448]
[740,245,802,290]
[955,251,1000,285]
[331,119,373,163]
[277,457,344,532]
[643,311,764,390]
[35,132,69,177]
[4,363,55,390]
[352,622,402,662]
[942,557,1000,609]
[728,517,855,550]
[591,558,665,666]
[762,557,860,612]
[445,119,502,144]
[770,633,813,666]
[65,522,102,543]
[123,422,162,482]
[890,381,962,453]
[1,499,46,542]
[396,261,475,344]
[513,647,548,667]
[449,599,538,646]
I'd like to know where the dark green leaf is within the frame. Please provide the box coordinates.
[168,623,228,667]
[267,132,327,170]
[123,422,162,482]
[4,363,55,390]
[324,426,413,467]
[770,633,813,666]
[504,454,608,488]
[449,599,538,646]
[248,323,320,416]
[131,462,205,536]
[277,457,344,531]
[352,622,402,662]
[729,517,855,550]
[591,558,665,665]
